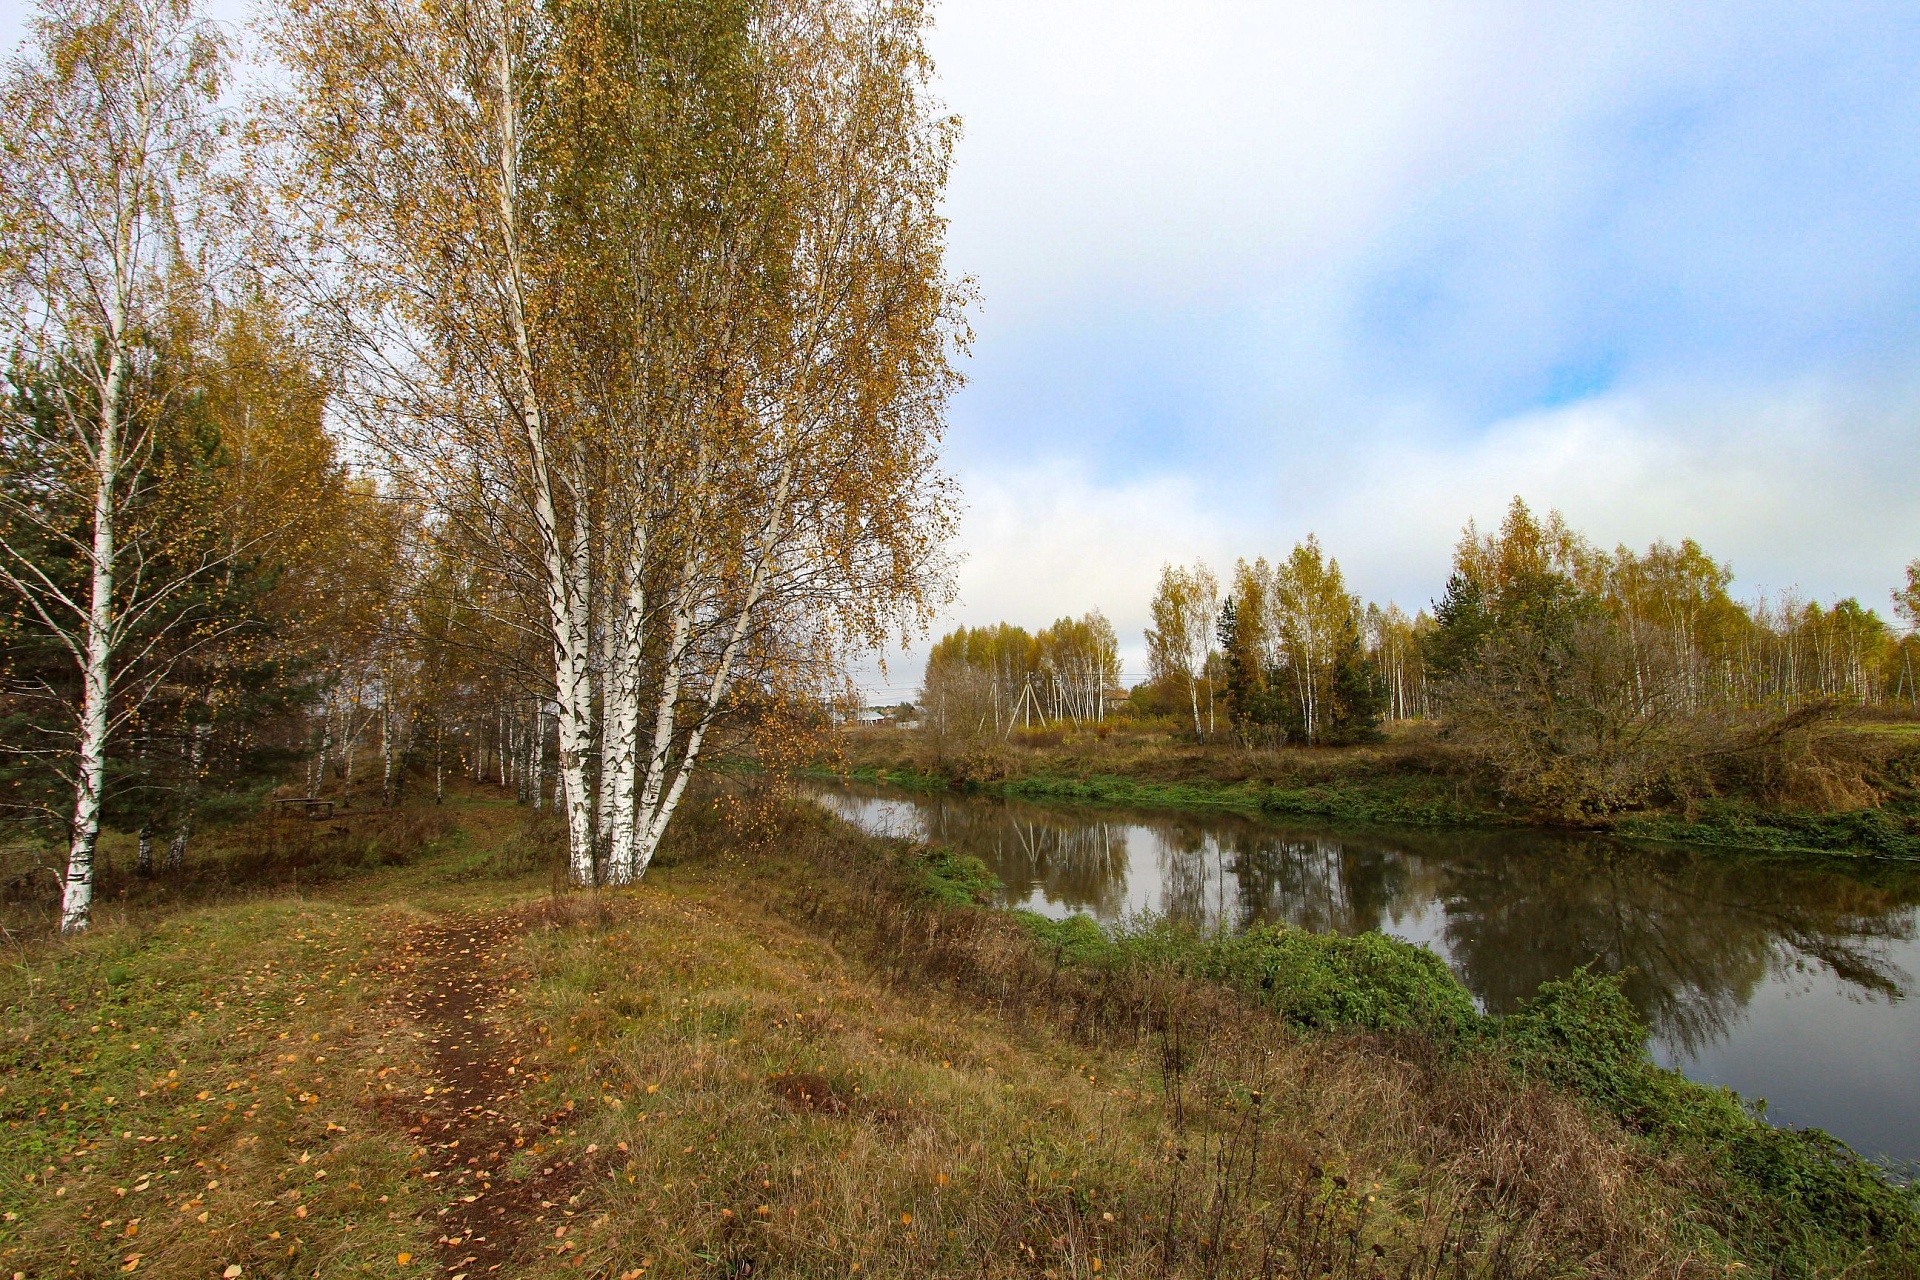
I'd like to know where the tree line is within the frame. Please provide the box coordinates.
[918,613,1121,741]
[1,0,962,931]
[926,500,1920,779]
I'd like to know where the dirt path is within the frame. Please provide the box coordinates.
[385,912,585,1276]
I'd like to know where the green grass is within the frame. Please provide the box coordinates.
[0,896,434,1278]
[1006,907,1920,1278]
[817,758,1507,828]
[814,763,953,793]
[1617,799,1920,859]
[1499,968,1920,1270]
[7,782,1918,1278]
[994,770,1503,828]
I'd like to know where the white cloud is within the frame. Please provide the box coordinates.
[853,458,1242,699]
[1309,382,1920,610]
[951,459,1241,673]
[930,0,1731,314]
[856,378,1920,701]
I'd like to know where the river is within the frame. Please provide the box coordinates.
[806,777,1920,1167]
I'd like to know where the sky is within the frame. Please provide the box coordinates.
[5,0,1917,698]
[899,0,1920,696]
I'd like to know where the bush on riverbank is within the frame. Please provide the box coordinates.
[783,813,1724,1276]
[1014,913,1481,1040]
[1501,966,1920,1270]
[1004,905,1920,1278]
[1205,925,1484,1038]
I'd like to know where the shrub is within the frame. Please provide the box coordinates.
[1497,965,1646,1109]
[1014,910,1117,966]
[952,745,1015,784]
[1200,925,1483,1040]
[1499,967,1920,1274]
[1015,914,1485,1042]
[910,844,998,906]
[1016,911,1920,1273]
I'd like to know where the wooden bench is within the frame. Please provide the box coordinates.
[272,797,335,820]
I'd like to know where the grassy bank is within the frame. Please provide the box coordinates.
[827,725,1920,858]
[823,730,1510,826]
[4,783,1915,1277]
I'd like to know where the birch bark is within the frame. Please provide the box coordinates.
[61,334,125,932]
[600,521,648,884]
[492,25,596,881]
[530,701,546,811]
[631,460,794,876]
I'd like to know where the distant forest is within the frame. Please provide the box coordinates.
[920,498,1920,813]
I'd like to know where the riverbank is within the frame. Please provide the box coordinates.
[4,784,1916,1277]
[827,725,1920,858]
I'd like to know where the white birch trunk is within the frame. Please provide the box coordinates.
[493,27,595,882]
[630,557,697,874]
[164,818,190,873]
[162,727,206,872]
[310,705,333,799]
[60,330,127,934]
[530,702,545,811]
[595,565,618,854]
[602,525,649,884]
[343,709,357,795]
[630,463,793,877]
[381,693,394,807]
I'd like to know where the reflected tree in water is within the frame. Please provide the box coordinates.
[810,782,1920,1057]
[1420,835,1919,1054]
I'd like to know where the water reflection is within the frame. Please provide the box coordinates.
[809,779,1920,1160]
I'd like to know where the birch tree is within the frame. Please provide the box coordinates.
[1145,560,1217,739]
[1896,561,1920,633]
[921,623,1035,744]
[275,0,961,885]
[0,0,228,931]
[1036,611,1119,724]
[1896,561,1919,712]
[1364,602,1429,721]
[1268,537,1357,746]
[271,0,591,872]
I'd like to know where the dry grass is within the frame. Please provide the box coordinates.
[709,809,1722,1278]
[1,784,1858,1279]
[840,722,1475,790]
